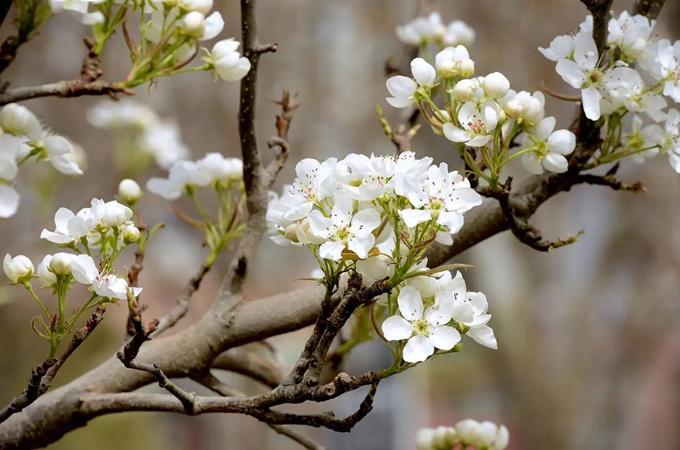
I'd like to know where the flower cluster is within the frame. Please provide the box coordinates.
[541,12,680,171]
[87,100,190,170]
[0,104,84,218]
[4,195,144,357]
[416,419,509,450]
[396,12,475,48]
[268,153,495,364]
[385,45,576,181]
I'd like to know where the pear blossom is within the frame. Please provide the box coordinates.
[178,0,213,14]
[3,254,33,283]
[451,79,478,102]
[655,108,680,172]
[138,121,191,170]
[520,117,576,174]
[399,163,482,233]
[196,153,243,186]
[443,20,475,47]
[434,45,471,78]
[207,39,251,81]
[443,100,499,147]
[100,201,133,228]
[87,100,159,131]
[607,11,655,60]
[626,116,661,163]
[381,285,461,363]
[395,12,445,45]
[180,11,224,41]
[284,157,337,220]
[512,90,546,127]
[0,104,43,139]
[481,72,510,99]
[307,192,381,260]
[0,184,20,218]
[147,160,211,200]
[48,252,76,276]
[454,419,509,450]
[71,255,141,300]
[539,34,577,61]
[37,256,57,289]
[447,272,497,349]
[385,58,436,108]
[40,199,105,244]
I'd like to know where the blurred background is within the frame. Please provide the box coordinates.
[1,0,680,448]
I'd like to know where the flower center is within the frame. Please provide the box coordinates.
[413,318,431,336]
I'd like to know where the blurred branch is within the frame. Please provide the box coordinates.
[212,348,284,389]
[0,1,11,31]
[0,0,46,76]
[265,90,300,186]
[634,0,666,19]
[0,306,105,424]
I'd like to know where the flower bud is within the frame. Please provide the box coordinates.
[123,225,141,244]
[101,200,133,228]
[503,99,523,118]
[415,428,435,450]
[436,59,456,78]
[0,104,42,139]
[432,426,448,448]
[118,179,143,205]
[454,58,475,77]
[37,256,57,288]
[181,11,205,37]
[482,72,510,99]
[451,79,477,102]
[178,0,212,14]
[49,252,74,276]
[284,223,300,242]
[3,254,33,283]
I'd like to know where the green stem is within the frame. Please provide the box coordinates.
[23,282,51,320]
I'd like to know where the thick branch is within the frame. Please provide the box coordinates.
[634,0,666,19]
[0,80,133,105]
[212,348,283,389]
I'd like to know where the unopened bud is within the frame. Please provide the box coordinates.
[118,179,143,205]
[284,223,299,242]
[123,225,141,244]
[451,79,477,102]
[482,72,510,99]
[503,99,523,118]
[49,252,74,276]
[454,58,475,77]
[181,11,205,37]
[437,60,456,78]
[3,254,33,283]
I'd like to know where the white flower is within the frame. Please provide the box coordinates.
[71,254,141,300]
[435,45,470,78]
[3,254,33,283]
[40,135,84,175]
[48,0,105,25]
[512,90,545,127]
[308,192,381,260]
[147,160,211,200]
[626,116,661,163]
[607,11,655,60]
[40,199,105,244]
[449,272,497,349]
[87,100,159,131]
[395,12,445,45]
[37,256,57,288]
[284,157,337,220]
[180,11,224,41]
[138,121,191,170]
[208,39,251,81]
[658,109,680,172]
[123,224,141,244]
[196,152,243,186]
[443,100,499,147]
[520,117,576,174]
[451,79,478,102]
[118,179,143,204]
[381,285,461,363]
[400,163,482,234]
[555,33,641,120]
[100,200,133,227]
[481,72,510,99]
[654,40,680,103]
[478,421,510,450]
[385,58,436,108]
[443,20,475,47]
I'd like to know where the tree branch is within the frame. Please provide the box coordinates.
[211,348,284,389]
[634,0,666,19]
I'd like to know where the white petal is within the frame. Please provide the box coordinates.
[319,240,345,261]
[411,58,436,86]
[451,302,475,323]
[534,117,556,141]
[50,155,83,175]
[40,230,73,244]
[669,152,680,173]
[347,234,374,259]
[467,325,498,349]
[200,11,224,41]
[399,208,431,228]
[403,334,434,363]
[0,184,19,218]
[147,178,182,201]
[555,59,586,89]
[542,153,569,173]
[381,315,414,341]
[442,123,469,142]
[386,97,413,108]
[547,130,576,155]
[350,208,381,234]
[428,326,461,350]
[397,285,424,321]
[386,76,417,98]
[581,86,602,120]
[466,135,491,147]
[71,254,98,285]
[521,153,544,175]
[437,211,464,233]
